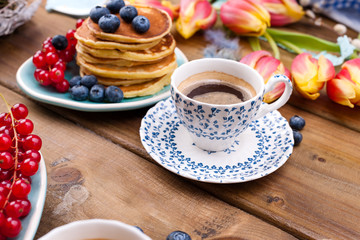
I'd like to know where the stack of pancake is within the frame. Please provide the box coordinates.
[74,5,176,98]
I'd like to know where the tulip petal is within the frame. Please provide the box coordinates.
[255,56,281,83]
[327,78,358,108]
[260,0,304,26]
[264,82,285,103]
[341,58,360,85]
[291,53,318,87]
[239,50,272,68]
[317,55,335,82]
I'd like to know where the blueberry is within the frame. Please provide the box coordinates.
[106,0,125,13]
[293,130,303,146]
[70,85,89,101]
[166,231,191,240]
[289,115,305,130]
[105,86,124,103]
[89,84,105,102]
[80,75,98,89]
[120,5,138,23]
[51,35,68,50]
[98,14,120,33]
[69,76,82,88]
[90,6,110,23]
[132,15,150,34]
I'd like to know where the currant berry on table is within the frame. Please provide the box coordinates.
[0,98,42,239]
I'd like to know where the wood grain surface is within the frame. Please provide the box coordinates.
[0,1,360,240]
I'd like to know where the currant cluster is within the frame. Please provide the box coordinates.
[0,102,42,239]
[32,19,85,93]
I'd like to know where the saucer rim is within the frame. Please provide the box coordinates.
[140,98,293,184]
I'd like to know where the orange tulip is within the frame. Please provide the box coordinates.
[327,58,360,108]
[240,50,291,103]
[220,0,270,37]
[291,53,335,100]
[175,0,217,39]
[259,0,304,26]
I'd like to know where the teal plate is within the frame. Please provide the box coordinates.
[16,48,188,112]
[12,154,47,240]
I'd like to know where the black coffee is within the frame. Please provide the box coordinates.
[178,71,256,105]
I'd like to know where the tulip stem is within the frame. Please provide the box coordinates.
[275,39,303,55]
[264,31,280,59]
[248,37,261,51]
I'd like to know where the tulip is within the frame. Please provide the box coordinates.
[259,0,304,26]
[327,58,360,108]
[240,50,291,103]
[175,0,217,39]
[291,53,335,100]
[220,0,270,37]
[128,0,179,19]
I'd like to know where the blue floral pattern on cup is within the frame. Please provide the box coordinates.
[140,98,294,184]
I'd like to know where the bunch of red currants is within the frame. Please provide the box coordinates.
[0,102,42,239]
[32,19,85,93]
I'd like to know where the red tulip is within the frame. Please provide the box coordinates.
[327,58,360,108]
[259,0,304,26]
[131,0,179,19]
[175,0,217,39]
[240,50,291,103]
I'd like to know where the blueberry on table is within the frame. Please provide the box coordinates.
[106,0,125,13]
[120,5,138,23]
[51,35,68,51]
[132,15,150,33]
[70,85,89,101]
[289,115,306,130]
[293,130,303,146]
[105,86,124,103]
[80,75,98,89]
[98,14,121,33]
[89,84,105,102]
[166,230,192,240]
[69,76,82,88]
[90,6,110,23]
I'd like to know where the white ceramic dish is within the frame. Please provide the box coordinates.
[38,219,152,240]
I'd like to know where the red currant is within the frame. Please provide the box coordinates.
[0,217,22,238]
[0,133,12,151]
[58,49,74,62]
[42,37,53,47]
[42,43,56,54]
[0,152,13,170]
[23,134,42,151]
[0,212,5,227]
[0,113,11,126]
[18,199,31,217]
[0,194,6,209]
[19,159,39,177]
[11,103,28,120]
[49,67,65,83]
[55,79,70,93]
[24,149,41,162]
[76,19,85,28]
[5,200,24,218]
[45,52,59,66]
[32,51,47,68]
[16,119,34,135]
[53,59,66,72]
[38,70,52,86]
[0,169,13,181]
[12,179,31,199]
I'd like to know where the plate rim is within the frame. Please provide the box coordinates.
[140,98,293,184]
[17,153,47,240]
[16,48,188,112]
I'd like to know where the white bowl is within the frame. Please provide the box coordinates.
[38,219,152,240]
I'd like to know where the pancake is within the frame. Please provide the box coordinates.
[76,53,177,79]
[76,46,162,67]
[119,73,171,98]
[80,67,156,85]
[75,19,161,51]
[76,34,175,61]
[87,5,171,43]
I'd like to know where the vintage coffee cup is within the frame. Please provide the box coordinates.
[170,58,292,151]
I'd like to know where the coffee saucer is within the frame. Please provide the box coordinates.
[140,98,294,184]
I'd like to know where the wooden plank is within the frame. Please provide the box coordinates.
[0,86,297,239]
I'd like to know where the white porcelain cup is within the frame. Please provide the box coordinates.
[171,58,292,151]
[38,219,151,240]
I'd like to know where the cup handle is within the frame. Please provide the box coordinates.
[254,74,293,120]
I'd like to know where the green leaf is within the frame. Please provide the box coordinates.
[266,28,340,53]
[248,37,261,51]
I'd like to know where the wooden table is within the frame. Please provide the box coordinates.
[1,2,360,240]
